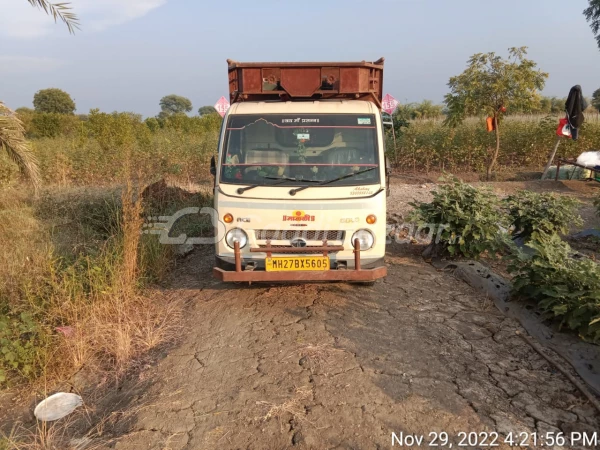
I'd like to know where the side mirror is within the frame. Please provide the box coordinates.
[210,155,216,176]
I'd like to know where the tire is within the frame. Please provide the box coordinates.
[352,280,376,287]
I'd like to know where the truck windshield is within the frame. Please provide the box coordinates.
[220,114,380,186]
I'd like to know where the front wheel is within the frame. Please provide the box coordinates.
[352,280,376,287]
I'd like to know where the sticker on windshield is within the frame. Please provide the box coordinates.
[357,118,371,125]
[296,133,310,140]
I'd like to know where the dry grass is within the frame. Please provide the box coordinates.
[284,343,345,374]
[0,414,102,450]
[0,393,161,450]
[255,386,312,424]
[54,292,182,380]
[0,181,185,387]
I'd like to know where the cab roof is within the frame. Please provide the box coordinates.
[227,100,379,116]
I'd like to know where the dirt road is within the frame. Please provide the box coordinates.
[107,245,598,450]
[89,179,599,450]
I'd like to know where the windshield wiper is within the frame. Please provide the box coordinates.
[236,176,318,195]
[289,167,378,196]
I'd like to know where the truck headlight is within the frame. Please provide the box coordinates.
[225,228,248,249]
[351,229,374,251]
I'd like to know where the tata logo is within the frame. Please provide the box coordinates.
[290,238,307,248]
[340,217,360,223]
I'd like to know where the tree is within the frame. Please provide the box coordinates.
[33,88,76,114]
[15,107,34,115]
[198,105,217,116]
[592,88,600,112]
[444,47,547,180]
[538,97,552,114]
[26,0,79,33]
[584,0,600,50]
[395,101,444,120]
[0,103,40,189]
[159,95,193,116]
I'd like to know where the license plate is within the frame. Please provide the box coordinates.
[265,256,330,272]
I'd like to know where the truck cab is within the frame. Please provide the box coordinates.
[212,59,388,283]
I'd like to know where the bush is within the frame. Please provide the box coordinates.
[508,233,600,342]
[505,191,582,241]
[594,195,600,218]
[0,310,48,383]
[409,176,507,257]
[30,112,80,138]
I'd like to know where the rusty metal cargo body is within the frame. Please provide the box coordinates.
[227,58,384,108]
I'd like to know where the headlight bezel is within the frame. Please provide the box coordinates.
[225,228,248,249]
[351,229,375,251]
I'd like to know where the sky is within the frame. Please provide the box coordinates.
[1,0,598,117]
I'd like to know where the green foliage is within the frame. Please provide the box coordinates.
[505,191,582,240]
[445,47,548,124]
[0,309,48,384]
[396,100,444,120]
[584,0,600,50]
[145,117,160,132]
[15,107,34,115]
[32,126,218,186]
[30,112,79,138]
[444,47,548,178]
[160,113,222,134]
[86,109,147,152]
[534,96,565,114]
[592,88,600,112]
[508,233,600,342]
[392,116,600,172]
[198,105,218,116]
[33,88,76,114]
[409,176,507,257]
[159,95,193,115]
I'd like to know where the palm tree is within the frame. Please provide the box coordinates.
[0,2,78,189]
[26,0,79,33]
[0,103,41,190]
[584,0,600,50]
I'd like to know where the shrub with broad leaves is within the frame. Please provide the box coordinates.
[409,176,507,258]
[505,190,582,241]
[508,233,600,343]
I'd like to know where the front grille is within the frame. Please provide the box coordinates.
[255,230,345,241]
[257,244,340,254]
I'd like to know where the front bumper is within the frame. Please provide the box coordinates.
[213,240,386,282]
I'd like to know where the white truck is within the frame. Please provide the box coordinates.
[211,58,389,283]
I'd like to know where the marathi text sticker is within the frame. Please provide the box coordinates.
[283,210,316,222]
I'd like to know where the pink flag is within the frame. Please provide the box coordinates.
[214,96,230,117]
[382,94,399,115]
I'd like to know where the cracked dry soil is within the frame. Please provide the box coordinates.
[105,244,599,450]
